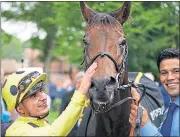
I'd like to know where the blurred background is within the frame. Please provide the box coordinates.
[1,1,179,123]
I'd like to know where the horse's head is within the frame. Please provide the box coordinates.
[80,2,131,113]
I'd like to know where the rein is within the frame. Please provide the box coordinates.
[102,82,146,113]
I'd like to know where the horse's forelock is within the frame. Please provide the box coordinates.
[86,13,124,36]
[88,13,120,26]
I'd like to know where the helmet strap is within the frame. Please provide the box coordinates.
[37,111,50,119]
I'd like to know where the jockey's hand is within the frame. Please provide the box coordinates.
[78,62,97,95]
[129,87,149,128]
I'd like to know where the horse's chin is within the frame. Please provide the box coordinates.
[89,89,115,113]
[93,90,114,103]
[89,76,117,113]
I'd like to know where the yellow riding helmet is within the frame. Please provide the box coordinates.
[2,68,47,111]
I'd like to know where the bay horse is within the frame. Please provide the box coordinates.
[79,2,134,137]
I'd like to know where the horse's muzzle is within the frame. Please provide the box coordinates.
[88,77,117,113]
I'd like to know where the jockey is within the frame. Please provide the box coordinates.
[2,63,97,136]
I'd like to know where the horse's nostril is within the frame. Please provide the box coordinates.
[91,77,116,89]
[90,82,95,88]
[90,80,98,89]
[108,77,116,85]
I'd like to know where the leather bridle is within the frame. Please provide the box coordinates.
[82,40,136,113]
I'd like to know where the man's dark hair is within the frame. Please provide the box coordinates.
[157,48,180,71]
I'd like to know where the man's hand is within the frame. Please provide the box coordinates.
[78,62,97,95]
[129,87,149,128]
[131,87,140,101]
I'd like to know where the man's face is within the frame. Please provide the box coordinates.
[159,58,179,100]
[22,90,49,117]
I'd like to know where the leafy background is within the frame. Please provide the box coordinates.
[1,1,179,79]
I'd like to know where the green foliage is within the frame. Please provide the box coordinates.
[1,31,23,61]
[1,2,179,77]
[47,108,59,124]
[47,98,61,124]
[124,2,179,77]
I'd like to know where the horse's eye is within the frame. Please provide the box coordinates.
[119,39,127,46]
[83,38,89,46]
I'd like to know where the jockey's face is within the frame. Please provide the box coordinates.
[159,58,179,101]
[18,90,49,118]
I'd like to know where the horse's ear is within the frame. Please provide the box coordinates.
[80,1,97,23]
[110,2,131,25]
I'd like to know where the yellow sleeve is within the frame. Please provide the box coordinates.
[6,90,86,136]
[49,90,86,136]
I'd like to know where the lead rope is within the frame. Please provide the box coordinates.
[129,72,144,137]
[129,99,143,137]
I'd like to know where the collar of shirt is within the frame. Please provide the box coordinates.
[18,116,46,127]
[172,96,179,106]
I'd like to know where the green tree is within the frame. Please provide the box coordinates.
[124,2,179,78]
[1,30,23,61]
[1,2,179,80]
